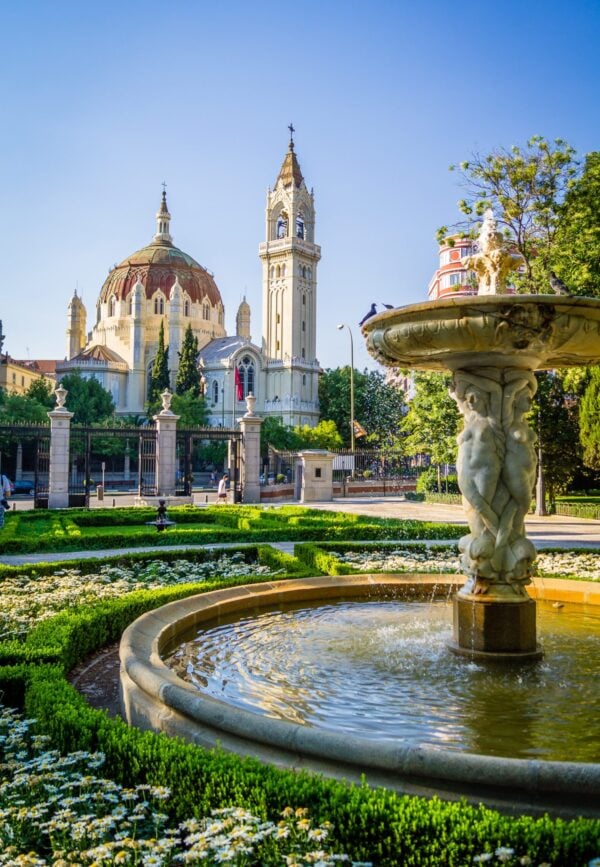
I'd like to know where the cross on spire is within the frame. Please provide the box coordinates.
[161,181,167,193]
[288,123,295,149]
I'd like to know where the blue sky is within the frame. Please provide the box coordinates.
[2,0,599,372]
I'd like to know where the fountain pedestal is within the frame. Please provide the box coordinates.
[364,293,600,660]
[452,596,540,660]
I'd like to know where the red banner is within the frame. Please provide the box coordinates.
[235,366,243,401]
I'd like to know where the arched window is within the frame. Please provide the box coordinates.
[307,267,312,280]
[270,266,274,279]
[296,213,305,239]
[154,294,164,315]
[237,355,255,400]
[276,212,288,239]
[202,303,210,320]
[127,295,133,315]
[109,296,116,317]
[276,265,281,279]
[302,294,306,307]
[302,266,307,279]
[184,299,190,317]
[282,263,286,277]
[212,380,219,404]
[301,348,305,359]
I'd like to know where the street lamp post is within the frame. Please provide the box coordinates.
[337,324,355,454]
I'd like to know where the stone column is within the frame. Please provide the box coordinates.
[239,393,262,504]
[153,390,180,496]
[48,384,74,510]
[298,451,334,503]
[15,443,23,480]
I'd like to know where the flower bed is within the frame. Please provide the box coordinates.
[296,542,600,582]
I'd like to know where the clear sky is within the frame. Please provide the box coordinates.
[2,0,599,373]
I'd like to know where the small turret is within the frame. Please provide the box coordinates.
[153,186,173,244]
[66,290,87,359]
[236,296,251,339]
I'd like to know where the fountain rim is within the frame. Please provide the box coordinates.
[120,573,600,818]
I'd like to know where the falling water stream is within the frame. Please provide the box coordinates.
[164,598,600,762]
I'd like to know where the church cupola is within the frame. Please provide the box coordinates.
[153,186,173,245]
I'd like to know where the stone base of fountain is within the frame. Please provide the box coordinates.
[450,596,542,662]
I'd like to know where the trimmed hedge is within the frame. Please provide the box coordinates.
[0,506,464,554]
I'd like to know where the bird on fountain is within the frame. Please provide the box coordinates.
[359,303,378,326]
[549,271,571,295]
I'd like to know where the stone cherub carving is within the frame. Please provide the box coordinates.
[464,209,522,296]
[451,367,538,597]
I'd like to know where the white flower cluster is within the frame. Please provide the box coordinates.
[332,548,600,581]
[0,706,368,866]
[0,554,280,642]
[473,847,552,865]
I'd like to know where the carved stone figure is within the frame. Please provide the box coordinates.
[464,210,522,296]
[451,367,537,597]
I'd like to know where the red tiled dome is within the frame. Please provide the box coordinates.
[98,240,222,307]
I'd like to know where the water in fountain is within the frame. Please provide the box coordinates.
[164,597,600,762]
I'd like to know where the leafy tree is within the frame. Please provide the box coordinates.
[534,371,581,508]
[175,324,201,396]
[171,391,209,427]
[438,136,579,294]
[550,152,600,296]
[294,419,343,450]
[402,372,459,468]
[58,371,115,425]
[318,367,406,448]
[26,377,55,409]
[148,320,170,404]
[0,391,50,423]
[260,416,302,458]
[579,366,600,469]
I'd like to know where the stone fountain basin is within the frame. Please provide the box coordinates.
[120,574,600,819]
[363,295,600,371]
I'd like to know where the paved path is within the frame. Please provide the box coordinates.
[1,497,598,566]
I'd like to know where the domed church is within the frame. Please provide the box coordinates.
[58,132,321,428]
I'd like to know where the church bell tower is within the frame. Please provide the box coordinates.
[259,127,321,425]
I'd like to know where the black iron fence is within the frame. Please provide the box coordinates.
[176,428,242,500]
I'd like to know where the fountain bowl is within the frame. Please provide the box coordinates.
[120,574,600,819]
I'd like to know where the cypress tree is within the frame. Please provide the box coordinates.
[148,320,170,402]
[175,323,200,396]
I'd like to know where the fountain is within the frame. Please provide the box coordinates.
[364,211,600,660]
[119,215,600,813]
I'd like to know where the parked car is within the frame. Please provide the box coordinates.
[11,479,35,496]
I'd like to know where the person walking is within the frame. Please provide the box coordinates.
[1,473,12,501]
[217,474,228,504]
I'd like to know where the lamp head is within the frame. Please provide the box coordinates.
[337,324,344,331]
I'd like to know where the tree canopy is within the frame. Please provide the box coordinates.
[58,371,115,425]
[438,136,579,294]
[401,372,459,467]
[318,367,406,448]
[26,378,55,409]
[534,371,581,507]
[579,367,600,470]
[550,151,600,296]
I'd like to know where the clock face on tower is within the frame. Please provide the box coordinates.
[450,250,460,261]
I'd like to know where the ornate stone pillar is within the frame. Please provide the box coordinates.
[48,384,74,510]
[239,393,262,504]
[153,390,179,496]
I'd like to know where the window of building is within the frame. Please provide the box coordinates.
[302,374,306,385]
[449,272,464,286]
[109,296,116,317]
[276,340,280,351]
[12,373,16,384]
[296,214,305,239]
[128,296,133,315]
[276,213,288,239]
[276,265,281,279]
[212,380,219,404]
[203,303,210,320]
[307,267,312,280]
[21,376,25,387]
[270,266,274,279]
[218,309,224,325]
[282,263,286,277]
[184,300,190,317]
[461,247,472,258]
[276,313,281,324]
[302,320,305,331]
[301,347,305,359]
[302,294,306,306]
[154,295,164,315]
[237,355,255,399]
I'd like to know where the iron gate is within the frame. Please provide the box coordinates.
[175,428,243,501]
[0,424,51,508]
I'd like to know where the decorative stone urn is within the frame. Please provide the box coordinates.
[364,294,600,660]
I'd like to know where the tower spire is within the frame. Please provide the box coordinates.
[154,184,173,244]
